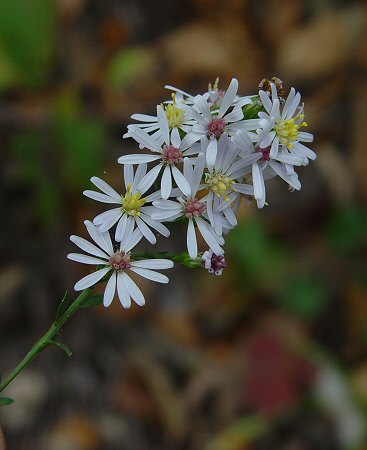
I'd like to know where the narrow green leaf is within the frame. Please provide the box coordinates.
[52,341,73,358]
[55,291,70,321]
[0,397,14,406]
[80,294,103,308]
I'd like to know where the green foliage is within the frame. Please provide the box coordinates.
[0,40,20,90]
[0,397,14,406]
[12,130,60,224]
[280,275,331,319]
[243,97,264,120]
[0,0,56,87]
[326,203,367,253]
[12,91,107,225]
[55,91,106,190]
[106,47,153,88]
[55,291,70,321]
[227,218,291,290]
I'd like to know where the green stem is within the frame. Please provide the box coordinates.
[0,288,92,394]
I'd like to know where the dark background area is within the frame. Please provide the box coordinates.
[1,0,367,449]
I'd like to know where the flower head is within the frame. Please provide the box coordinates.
[67,221,173,308]
[202,249,227,276]
[119,109,198,200]
[151,155,224,259]
[257,82,316,163]
[83,165,169,244]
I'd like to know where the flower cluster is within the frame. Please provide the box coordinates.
[68,78,316,308]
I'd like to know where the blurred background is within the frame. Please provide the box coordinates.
[0,0,367,449]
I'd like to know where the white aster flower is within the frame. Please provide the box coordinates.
[119,109,199,199]
[181,78,258,167]
[67,221,173,308]
[83,164,169,244]
[123,100,195,145]
[233,128,304,209]
[257,82,316,164]
[151,155,224,260]
[202,134,257,235]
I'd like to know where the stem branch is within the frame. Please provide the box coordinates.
[0,288,92,393]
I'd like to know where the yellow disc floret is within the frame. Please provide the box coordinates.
[164,94,185,129]
[205,172,236,201]
[121,184,146,216]
[275,114,307,149]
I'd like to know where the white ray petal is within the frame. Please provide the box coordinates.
[294,142,317,160]
[130,267,169,283]
[281,87,295,119]
[153,199,182,210]
[93,208,122,232]
[128,126,161,152]
[83,190,120,204]
[67,253,107,265]
[270,136,279,159]
[123,227,143,253]
[122,217,136,246]
[206,139,217,170]
[131,259,174,269]
[137,163,163,193]
[124,164,134,188]
[74,267,110,291]
[187,218,197,259]
[171,127,181,148]
[70,235,109,259]
[235,183,254,195]
[223,206,237,227]
[298,132,314,143]
[285,92,301,119]
[121,272,145,306]
[140,214,170,237]
[131,113,157,122]
[115,213,128,242]
[180,131,201,150]
[117,272,131,308]
[118,154,162,164]
[90,177,121,200]
[192,153,206,195]
[252,162,265,201]
[171,165,191,196]
[259,90,272,114]
[233,130,253,152]
[223,107,243,123]
[218,78,238,117]
[136,216,156,244]
[84,220,113,255]
[161,165,172,200]
[195,217,223,256]
[103,273,117,307]
[194,95,212,121]
[269,161,301,190]
[134,163,147,188]
[157,105,170,145]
